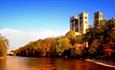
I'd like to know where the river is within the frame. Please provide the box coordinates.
[0,56,114,70]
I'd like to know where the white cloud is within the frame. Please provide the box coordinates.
[0,28,67,52]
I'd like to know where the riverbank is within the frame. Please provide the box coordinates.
[86,59,115,68]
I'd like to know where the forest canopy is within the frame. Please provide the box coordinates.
[13,18,115,59]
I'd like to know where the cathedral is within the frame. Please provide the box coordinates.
[70,11,104,35]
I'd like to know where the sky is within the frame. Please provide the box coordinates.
[0,0,115,51]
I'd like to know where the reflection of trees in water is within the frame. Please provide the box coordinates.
[0,59,7,70]
[0,56,115,70]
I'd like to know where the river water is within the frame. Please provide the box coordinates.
[0,56,114,70]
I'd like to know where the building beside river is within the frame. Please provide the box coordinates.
[70,11,104,36]
[94,11,104,26]
[70,12,89,35]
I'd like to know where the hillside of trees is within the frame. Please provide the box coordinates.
[0,35,8,57]
[13,18,115,59]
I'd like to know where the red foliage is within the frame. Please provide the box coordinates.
[104,49,112,57]
[103,44,110,49]
[103,39,113,57]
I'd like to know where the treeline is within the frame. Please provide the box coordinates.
[85,18,115,59]
[0,35,8,57]
[13,18,115,59]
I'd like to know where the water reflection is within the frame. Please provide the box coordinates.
[0,56,114,70]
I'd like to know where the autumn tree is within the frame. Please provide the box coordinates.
[65,30,76,45]
[55,37,71,56]
[72,43,84,57]
[88,39,100,56]
[110,27,115,42]
[0,35,8,57]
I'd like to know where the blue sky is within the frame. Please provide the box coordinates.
[0,0,115,51]
[0,0,115,32]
